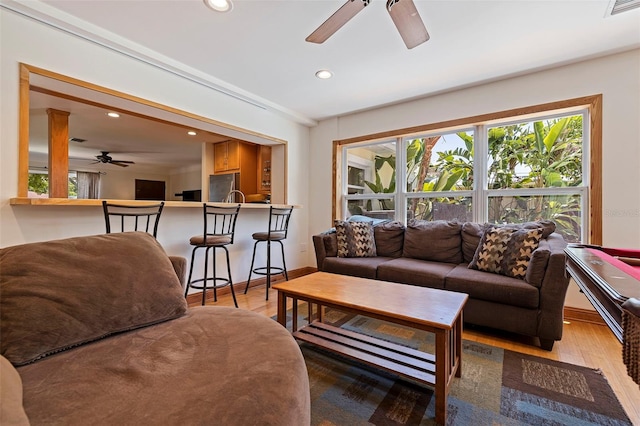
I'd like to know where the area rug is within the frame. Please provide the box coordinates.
[279,308,632,426]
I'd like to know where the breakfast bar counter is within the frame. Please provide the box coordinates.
[9,197,298,209]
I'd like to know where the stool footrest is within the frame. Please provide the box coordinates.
[251,266,285,277]
[188,277,232,290]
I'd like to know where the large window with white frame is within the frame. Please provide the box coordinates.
[338,98,599,244]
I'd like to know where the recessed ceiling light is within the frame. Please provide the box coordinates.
[315,70,333,79]
[187,131,197,136]
[107,112,120,118]
[204,0,233,12]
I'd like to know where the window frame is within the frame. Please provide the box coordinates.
[333,95,602,244]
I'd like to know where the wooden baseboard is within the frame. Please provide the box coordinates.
[564,306,606,325]
[186,266,317,306]
[188,271,606,328]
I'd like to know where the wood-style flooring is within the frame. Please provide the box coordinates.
[189,281,640,425]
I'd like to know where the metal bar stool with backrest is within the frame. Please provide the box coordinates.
[102,201,165,237]
[185,204,241,307]
[244,206,293,300]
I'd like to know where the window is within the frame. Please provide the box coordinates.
[343,141,396,219]
[28,170,78,199]
[336,96,602,244]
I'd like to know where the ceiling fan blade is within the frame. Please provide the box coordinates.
[387,0,429,49]
[306,0,370,44]
[109,161,131,167]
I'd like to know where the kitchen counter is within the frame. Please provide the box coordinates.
[9,198,299,209]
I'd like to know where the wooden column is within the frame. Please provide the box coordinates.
[47,108,70,198]
[18,65,30,197]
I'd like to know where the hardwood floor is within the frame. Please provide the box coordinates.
[190,282,640,425]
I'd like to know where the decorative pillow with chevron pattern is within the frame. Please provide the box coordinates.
[334,220,377,258]
[468,226,544,280]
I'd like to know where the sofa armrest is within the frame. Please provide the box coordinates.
[1,356,29,426]
[169,256,188,289]
[537,233,571,340]
[313,231,338,271]
[312,235,327,270]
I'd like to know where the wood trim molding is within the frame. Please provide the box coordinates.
[186,265,608,331]
[334,95,602,146]
[17,62,290,204]
[588,94,603,245]
[21,63,286,145]
[564,306,606,326]
[332,139,340,227]
[186,266,317,306]
[331,95,603,245]
[18,64,30,198]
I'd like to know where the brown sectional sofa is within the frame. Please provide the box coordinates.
[313,219,570,350]
[0,232,310,425]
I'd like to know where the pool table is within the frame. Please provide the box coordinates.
[565,244,640,342]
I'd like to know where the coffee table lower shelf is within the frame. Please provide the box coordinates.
[293,321,436,386]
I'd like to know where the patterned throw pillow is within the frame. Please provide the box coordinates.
[469,226,543,280]
[334,220,377,258]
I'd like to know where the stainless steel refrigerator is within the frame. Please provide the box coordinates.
[208,173,240,202]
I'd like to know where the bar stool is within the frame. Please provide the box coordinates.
[244,206,293,300]
[102,201,164,237]
[185,204,241,307]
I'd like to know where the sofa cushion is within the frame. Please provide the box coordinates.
[322,231,339,258]
[377,258,456,289]
[402,220,462,264]
[525,239,551,288]
[468,226,543,280]
[16,307,310,425]
[445,265,540,309]
[374,221,405,258]
[1,355,29,425]
[0,232,187,366]
[335,220,377,258]
[322,257,393,279]
[461,222,485,263]
[518,219,556,239]
[461,220,555,264]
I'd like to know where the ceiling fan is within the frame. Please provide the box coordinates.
[306,0,429,49]
[91,151,135,167]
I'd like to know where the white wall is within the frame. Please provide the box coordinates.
[310,49,640,309]
[100,169,170,200]
[168,165,201,201]
[0,9,311,283]
[3,7,638,309]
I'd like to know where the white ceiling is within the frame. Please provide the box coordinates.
[5,0,640,171]
[29,91,225,171]
[11,0,639,124]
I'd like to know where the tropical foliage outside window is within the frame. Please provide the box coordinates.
[28,171,78,198]
[342,110,587,243]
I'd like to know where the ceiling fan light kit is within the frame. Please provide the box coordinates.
[92,151,135,168]
[306,0,429,49]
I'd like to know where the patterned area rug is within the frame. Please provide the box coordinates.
[284,308,632,426]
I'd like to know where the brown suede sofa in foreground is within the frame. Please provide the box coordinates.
[0,232,310,425]
[313,219,570,350]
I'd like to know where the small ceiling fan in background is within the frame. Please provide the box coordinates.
[306,0,429,49]
[91,151,135,167]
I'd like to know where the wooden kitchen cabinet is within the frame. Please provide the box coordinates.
[212,140,258,199]
[214,140,240,173]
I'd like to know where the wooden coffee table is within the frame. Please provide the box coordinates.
[273,272,468,425]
